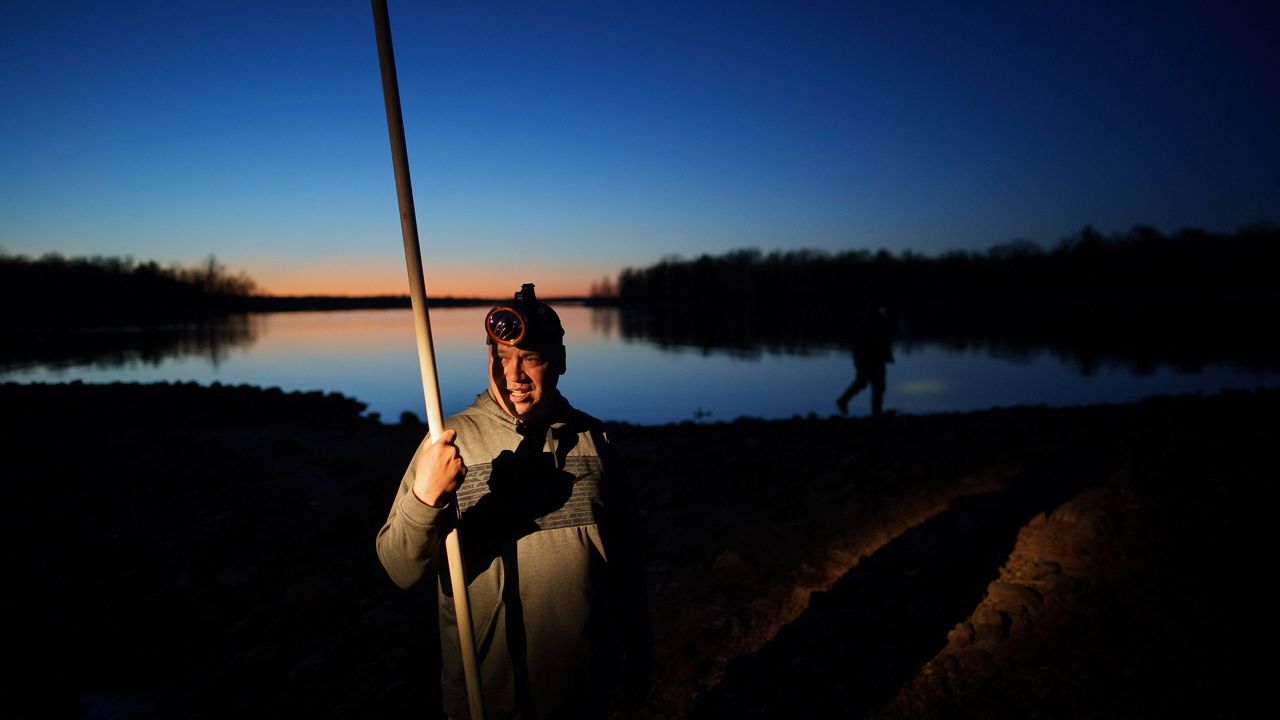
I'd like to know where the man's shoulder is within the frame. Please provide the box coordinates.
[558,406,627,465]
[555,398,611,439]
[566,405,607,432]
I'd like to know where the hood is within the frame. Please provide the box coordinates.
[462,388,574,433]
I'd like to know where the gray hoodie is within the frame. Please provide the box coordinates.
[376,390,651,719]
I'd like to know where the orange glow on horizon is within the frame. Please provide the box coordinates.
[251,261,612,299]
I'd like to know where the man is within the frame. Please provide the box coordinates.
[836,305,896,416]
[376,284,652,719]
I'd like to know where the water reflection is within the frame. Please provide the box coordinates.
[2,305,1278,425]
[589,305,617,340]
[613,302,1280,373]
[0,315,260,372]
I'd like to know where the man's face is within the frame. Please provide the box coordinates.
[488,342,563,422]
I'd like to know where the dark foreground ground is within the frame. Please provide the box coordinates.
[2,382,1274,719]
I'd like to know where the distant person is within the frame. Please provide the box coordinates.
[836,306,896,416]
[376,283,652,719]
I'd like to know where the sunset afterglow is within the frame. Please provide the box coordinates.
[2,2,1276,295]
[249,256,613,298]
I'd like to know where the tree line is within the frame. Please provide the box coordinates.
[601,223,1278,317]
[0,253,257,327]
[591,223,1280,363]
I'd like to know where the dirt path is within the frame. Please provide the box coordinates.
[680,394,1273,719]
[688,456,1101,718]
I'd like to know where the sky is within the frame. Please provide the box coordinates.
[2,0,1277,297]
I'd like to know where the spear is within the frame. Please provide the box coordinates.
[370,2,486,718]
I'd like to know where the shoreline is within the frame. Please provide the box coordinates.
[3,381,1273,717]
[9,375,1280,429]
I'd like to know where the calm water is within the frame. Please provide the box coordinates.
[4,305,1278,425]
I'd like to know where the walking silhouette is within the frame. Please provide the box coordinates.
[837,306,896,416]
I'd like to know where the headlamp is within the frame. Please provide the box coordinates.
[484,283,564,347]
[485,305,528,346]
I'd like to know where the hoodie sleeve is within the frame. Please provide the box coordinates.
[375,434,456,589]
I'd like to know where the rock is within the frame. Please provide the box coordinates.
[749,598,777,618]
[1077,507,1118,544]
[947,622,975,648]
[1050,505,1080,524]
[289,652,332,682]
[1055,575,1083,593]
[712,550,755,587]
[940,654,961,676]
[973,605,1004,627]
[1008,606,1036,634]
[787,587,811,612]
[954,647,999,675]
[219,563,258,588]
[973,622,1005,644]
[1028,560,1062,580]
[987,581,1042,609]
[80,690,157,719]
[243,641,279,667]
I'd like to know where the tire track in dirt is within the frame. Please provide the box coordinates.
[687,455,1107,718]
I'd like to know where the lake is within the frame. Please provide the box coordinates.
[3,305,1278,425]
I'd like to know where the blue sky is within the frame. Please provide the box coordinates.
[2,0,1276,295]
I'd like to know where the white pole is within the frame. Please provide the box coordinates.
[370,2,486,718]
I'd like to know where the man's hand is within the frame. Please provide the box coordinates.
[412,429,466,508]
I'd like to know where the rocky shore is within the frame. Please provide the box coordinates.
[2,381,1273,718]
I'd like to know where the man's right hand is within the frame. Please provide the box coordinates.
[412,429,467,508]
